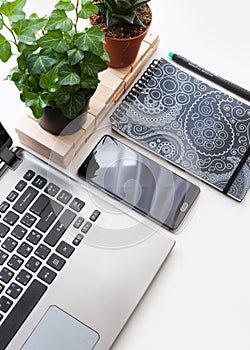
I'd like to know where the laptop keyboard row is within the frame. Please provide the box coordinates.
[0,169,101,338]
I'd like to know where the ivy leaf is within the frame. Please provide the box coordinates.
[81,52,107,75]
[10,68,29,90]
[55,0,75,11]
[12,17,47,43]
[45,9,73,32]
[39,67,60,92]
[74,26,105,56]
[23,92,47,118]
[0,0,26,21]
[80,74,99,90]
[68,48,84,65]
[58,65,81,85]
[78,0,98,19]
[37,31,68,53]
[59,90,85,119]
[0,34,12,62]
[26,53,58,74]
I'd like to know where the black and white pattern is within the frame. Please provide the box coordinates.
[110,58,250,201]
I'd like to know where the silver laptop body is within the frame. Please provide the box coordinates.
[0,146,175,350]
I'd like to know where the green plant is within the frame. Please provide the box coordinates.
[95,0,150,28]
[0,0,109,119]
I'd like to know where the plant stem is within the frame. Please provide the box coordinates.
[74,0,80,33]
[0,14,18,47]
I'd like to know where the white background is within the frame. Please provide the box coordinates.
[1,1,250,349]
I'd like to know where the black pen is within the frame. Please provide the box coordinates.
[168,52,250,101]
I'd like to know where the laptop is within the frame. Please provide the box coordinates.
[0,123,175,350]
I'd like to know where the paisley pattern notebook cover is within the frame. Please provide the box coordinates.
[110,58,250,201]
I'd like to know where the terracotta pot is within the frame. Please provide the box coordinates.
[104,25,150,68]
[38,89,95,136]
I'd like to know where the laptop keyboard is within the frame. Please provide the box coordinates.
[0,168,101,347]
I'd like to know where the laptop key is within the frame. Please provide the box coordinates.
[35,200,63,232]
[13,186,38,214]
[30,193,50,216]
[81,221,92,234]
[0,295,13,313]
[17,242,33,258]
[25,256,42,273]
[6,190,18,202]
[73,233,84,246]
[90,209,101,222]
[38,266,57,284]
[6,282,23,299]
[0,223,10,238]
[15,180,27,192]
[11,225,27,240]
[3,211,19,226]
[0,250,8,265]
[26,230,42,245]
[69,198,85,212]
[0,279,47,350]
[16,269,32,286]
[1,237,18,252]
[44,209,76,247]
[0,284,4,293]
[56,241,75,258]
[35,244,51,260]
[47,253,66,271]
[45,183,60,197]
[32,175,47,189]
[0,267,14,284]
[23,170,35,181]
[20,213,37,228]
[0,201,10,214]
[7,255,24,271]
[57,190,72,204]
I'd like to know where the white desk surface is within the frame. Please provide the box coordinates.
[1,1,250,349]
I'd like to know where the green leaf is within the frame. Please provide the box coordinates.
[45,9,73,32]
[0,33,12,62]
[39,67,60,92]
[59,90,85,119]
[12,17,48,43]
[0,18,3,30]
[68,48,84,66]
[81,52,107,75]
[0,0,26,21]
[54,89,70,105]
[78,0,98,19]
[26,53,58,74]
[10,69,29,90]
[55,0,75,11]
[80,74,99,89]
[58,65,81,85]
[74,26,105,56]
[23,92,47,118]
[37,31,68,53]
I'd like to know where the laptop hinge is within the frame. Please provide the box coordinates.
[0,147,22,173]
[0,147,17,167]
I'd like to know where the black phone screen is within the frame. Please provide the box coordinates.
[78,135,200,231]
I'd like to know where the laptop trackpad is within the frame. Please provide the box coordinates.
[21,306,100,350]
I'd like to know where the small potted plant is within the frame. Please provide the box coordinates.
[90,0,152,68]
[0,0,109,135]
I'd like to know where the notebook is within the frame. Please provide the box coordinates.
[0,122,175,350]
[110,57,250,201]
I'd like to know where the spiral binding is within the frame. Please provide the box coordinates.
[111,58,163,121]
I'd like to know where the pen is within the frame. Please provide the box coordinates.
[168,52,250,101]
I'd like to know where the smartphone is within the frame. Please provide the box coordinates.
[78,135,200,231]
